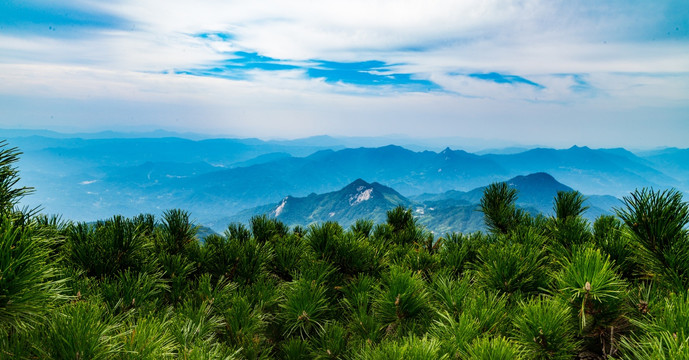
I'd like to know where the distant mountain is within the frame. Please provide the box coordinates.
[0,128,216,140]
[183,145,508,208]
[639,148,689,191]
[413,173,620,233]
[215,173,621,235]
[586,195,623,219]
[415,172,572,204]
[230,152,293,168]
[186,145,678,214]
[8,135,339,220]
[222,179,411,229]
[483,146,676,197]
[474,146,533,155]
[5,132,682,225]
[412,172,618,217]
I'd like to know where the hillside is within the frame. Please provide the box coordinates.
[7,133,683,224]
[220,173,620,234]
[222,179,411,229]
[640,147,689,191]
[483,146,677,196]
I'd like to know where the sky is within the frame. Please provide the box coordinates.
[0,0,688,148]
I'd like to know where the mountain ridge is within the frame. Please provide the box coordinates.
[217,172,621,234]
[221,178,411,229]
[6,134,684,224]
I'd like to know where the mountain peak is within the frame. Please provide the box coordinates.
[504,172,573,207]
[345,178,371,190]
[231,178,410,228]
[507,172,569,189]
[509,172,556,183]
[437,147,472,160]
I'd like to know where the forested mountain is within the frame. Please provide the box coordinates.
[222,179,411,229]
[482,146,674,195]
[224,173,620,234]
[5,132,685,225]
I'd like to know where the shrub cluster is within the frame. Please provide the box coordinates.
[2,140,689,359]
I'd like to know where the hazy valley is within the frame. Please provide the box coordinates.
[8,130,688,233]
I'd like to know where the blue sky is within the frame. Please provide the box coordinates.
[0,0,688,148]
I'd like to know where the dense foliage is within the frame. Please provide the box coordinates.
[2,141,689,359]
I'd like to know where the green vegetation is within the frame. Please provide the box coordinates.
[2,140,689,359]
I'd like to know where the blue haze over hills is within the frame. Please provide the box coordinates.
[3,129,688,234]
[224,173,621,234]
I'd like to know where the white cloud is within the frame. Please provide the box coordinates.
[0,0,687,147]
[5,1,688,78]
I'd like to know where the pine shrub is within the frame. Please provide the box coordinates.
[373,266,434,337]
[311,321,349,359]
[280,277,331,339]
[39,300,120,360]
[281,338,312,360]
[158,209,198,256]
[0,216,64,337]
[511,296,580,359]
[100,270,167,315]
[479,182,521,234]
[436,232,482,278]
[65,216,152,278]
[250,215,288,243]
[474,237,548,297]
[554,191,589,220]
[430,274,471,318]
[118,315,176,360]
[341,274,383,344]
[554,247,626,331]
[0,140,33,214]
[271,233,306,281]
[429,312,480,358]
[617,188,689,292]
[593,215,637,280]
[356,335,447,360]
[461,336,522,360]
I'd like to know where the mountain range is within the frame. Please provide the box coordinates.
[3,130,687,230]
[223,173,620,234]
[223,178,411,229]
